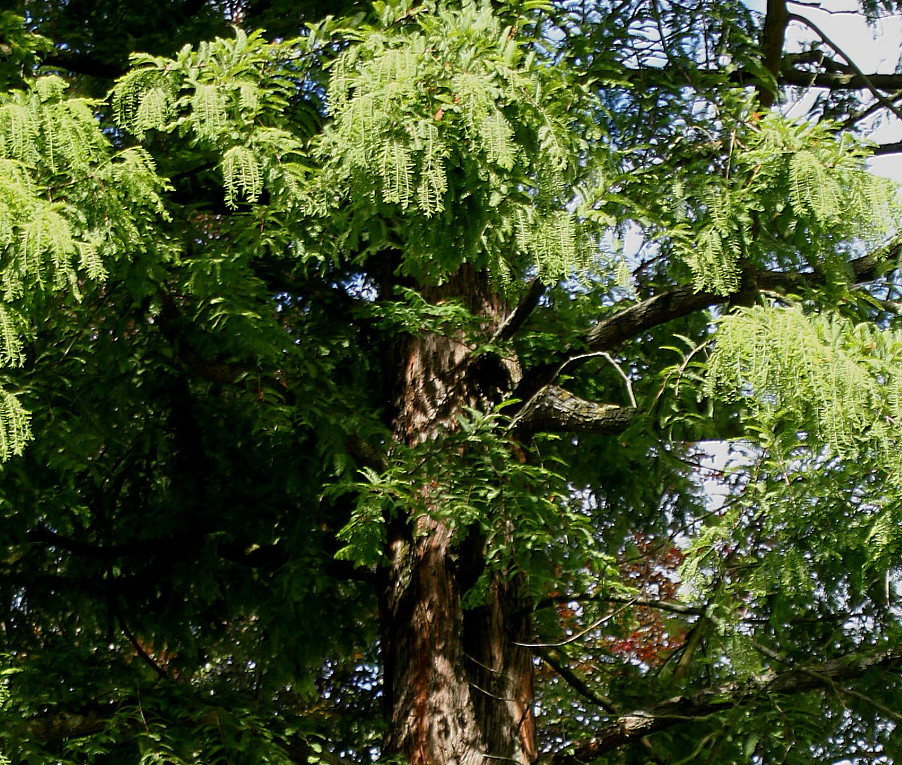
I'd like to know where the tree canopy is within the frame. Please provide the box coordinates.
[0,0,901,763]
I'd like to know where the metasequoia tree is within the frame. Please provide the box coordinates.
[0,1,901,763]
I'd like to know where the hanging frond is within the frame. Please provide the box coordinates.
[191,84,229,140]
[113,64,174,128]
[789,150,842,224]
[686,224,741,294]
[0,304,24,367]
[222,145,263,208]
[0,102,39,165]
[379,137,414,208]
[707,306,902,479]
[414,120,447,216]
[0,387,30,460]
[479,109,516,170]
[134,86,174,137]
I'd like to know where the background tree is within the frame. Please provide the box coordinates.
[0,1,901,764]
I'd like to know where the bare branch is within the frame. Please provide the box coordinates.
[786,12,902,122]
[546,643,902,764]
[534,594,705,618]
[538,648,619,714]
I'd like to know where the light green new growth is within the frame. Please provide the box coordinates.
[0,76,170,460]
[707,306,902,480]
[676,116,898,295]
[113,30,309,210]
[317,0,602,283]
[109,5,605,281]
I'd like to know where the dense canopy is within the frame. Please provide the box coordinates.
[0,0,901,763]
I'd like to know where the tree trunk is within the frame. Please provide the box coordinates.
[381,266,537,765]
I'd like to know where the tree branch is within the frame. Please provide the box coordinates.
[513,385,640,436]
[17,707,350,765]
[20,709,113,742]
[873,141,902,156]
[491,278,545,345]
[546,643,902,764]
[759,0,789,107]
[513,238,902,405]
[534,594,705,618]
[538,648,619,714]
[780,66,902,93]
[786,12,902,122]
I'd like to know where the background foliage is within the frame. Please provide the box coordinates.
[0,0,900,763]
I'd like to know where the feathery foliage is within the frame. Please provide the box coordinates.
[315,0,604,284]
[1,1,902,763]
[0,73,168,459]
[665,116,899,294]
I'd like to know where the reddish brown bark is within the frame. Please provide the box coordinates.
[381,265,536,765]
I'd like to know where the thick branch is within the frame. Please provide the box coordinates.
[514,240,901,404]
[41,53,123,80]
[17,707,346,765]
[547,643,902,764]
[20,709,112,742]
[514,385,639,436]
[780,66,902,93]
[759,0,789,107]
[873,141,902,156]
[492,278,545,345]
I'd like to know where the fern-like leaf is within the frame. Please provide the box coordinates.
[0,387,30,460]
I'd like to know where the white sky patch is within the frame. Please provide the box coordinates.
[745,0,902,180]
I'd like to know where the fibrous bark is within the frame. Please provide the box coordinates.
[381,265,536,765]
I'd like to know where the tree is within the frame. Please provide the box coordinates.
[0,0,901,763]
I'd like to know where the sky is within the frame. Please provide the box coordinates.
[746,0,902,179]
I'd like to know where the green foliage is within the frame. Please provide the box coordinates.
[668,116,899,294]
[314,0,605,284]
[0,13,50,90]
[1,1,901,763]
[337,408,617,598]
[707,306,902,478]
[113,28,312,209]
[0,74,168,459]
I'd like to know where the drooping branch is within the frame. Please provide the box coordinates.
[546,643,902,764]
[41,54,124,81]
[786,12,902,123]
